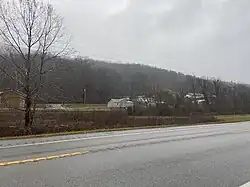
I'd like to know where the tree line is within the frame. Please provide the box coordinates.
[2,56,250,115]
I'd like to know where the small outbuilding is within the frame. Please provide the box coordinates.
[0,89,25,109]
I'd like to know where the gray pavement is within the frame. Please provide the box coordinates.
[1,122,250,186]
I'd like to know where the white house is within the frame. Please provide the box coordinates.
[107,98,133,109]
[184,93,216,105]
[135,96,156,107]
[185,93,204,100]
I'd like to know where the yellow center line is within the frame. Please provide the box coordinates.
[46,155,60,160]
[58,153,72,158]
[1,128,250,167]
[0,151,89,167]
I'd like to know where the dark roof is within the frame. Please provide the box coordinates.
[0,89,26,98]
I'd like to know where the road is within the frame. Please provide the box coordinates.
[1,122,250,187]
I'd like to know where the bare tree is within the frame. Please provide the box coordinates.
[212,78,222,113]
[0,0,71,132]
[174,88,186,115]
[190,76,198,107]
[197,77,211,112]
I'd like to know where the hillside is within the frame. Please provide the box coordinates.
[91,60,189,91]
[1,57,250,106]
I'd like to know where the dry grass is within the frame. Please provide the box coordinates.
[1,114,250,140]
[0,125,172,140]
[216,114,250,123]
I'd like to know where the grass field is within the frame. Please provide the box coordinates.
[65,104,107,108]
[216,114,250,123]
[0,103,109,112]
[63,104,109,111]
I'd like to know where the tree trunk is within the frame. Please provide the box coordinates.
[24,69,32,133]
[24,92,32,133]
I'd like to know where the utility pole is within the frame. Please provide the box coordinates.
[83,88,87,104]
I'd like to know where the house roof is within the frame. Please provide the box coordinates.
[0,89,26,98]
[110,98,127,103]
[185,93,204,99]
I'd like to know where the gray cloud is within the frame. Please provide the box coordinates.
[52,0,250,83]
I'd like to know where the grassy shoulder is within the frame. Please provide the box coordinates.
[0,125,173,140]
[215,114,250,123]
[1,114,250,141]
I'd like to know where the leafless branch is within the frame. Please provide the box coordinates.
[0,0,71,129]
[0,62,24,86]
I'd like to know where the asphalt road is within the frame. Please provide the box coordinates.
[1,122,250,187]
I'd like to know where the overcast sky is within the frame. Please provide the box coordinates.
[52,0,250,83]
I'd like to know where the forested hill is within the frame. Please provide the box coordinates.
[44,58,193,103]
[92,60,188,91]
[1,57,249,104]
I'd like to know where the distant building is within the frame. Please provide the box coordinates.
[107,98,133,109]
[134,96,156,107]
[45,104,65,110]
[0,90,25,109]
[185,93,204,100]
[185,93,216,105]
